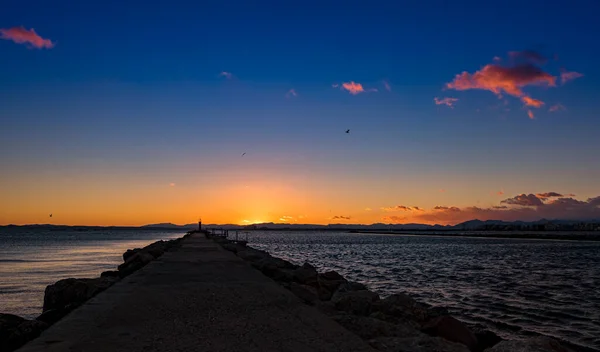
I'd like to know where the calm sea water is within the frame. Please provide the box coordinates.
[0,227,184,319]
[246,231,600,351]
[1,229,598,351]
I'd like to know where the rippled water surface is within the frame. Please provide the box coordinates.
[0,228,183,319]
[246,231,600,351]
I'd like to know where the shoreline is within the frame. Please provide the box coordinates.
[349,230,600,242]
[1,231,596,352]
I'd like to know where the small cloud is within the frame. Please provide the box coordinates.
[169,183,176,187]
[381,205,424,212]
[383,80,391,92]
[434,97,458,108]
[492,190,505,196]
[341,81,366,95]
[521,96,544,108]
[492,56,502,62]
[286,89,298,98]
[242,220,250,223]
[364,207,372,211]
[492,205,508,209]
[439,189,446,193]
[560,70,583,85]
[536,192,563,200]
[501,193,544,206]
[527,110,535,119]
[0,26,54,49]
[219,71,233,79]
[331,215,351,220]
[332,83,339,88]
[433,206,461,212]
[279,215,295,222]
[549,103,566,112]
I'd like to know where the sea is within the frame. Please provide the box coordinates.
[1,228,599,351]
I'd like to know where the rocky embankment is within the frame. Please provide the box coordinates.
[212,235,576,352]
[0,235,186,352]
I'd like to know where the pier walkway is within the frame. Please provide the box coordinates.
[18,234,374,352]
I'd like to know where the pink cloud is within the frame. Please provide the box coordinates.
[560,70,583,85]
[549,104,566,112]
[383,80,391,92]
[527,110,535,119]
[501,193,544,206]
[521,96,544,108]
[0,26,54,49]
[286,89,298,98]
[434,97,458,108]
[219,71,232,79]
[341,81,366,95]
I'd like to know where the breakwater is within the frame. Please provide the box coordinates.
[1,231,586,352]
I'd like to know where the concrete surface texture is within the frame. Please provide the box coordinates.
[17,234,375,352]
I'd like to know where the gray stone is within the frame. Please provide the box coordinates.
[117,251,155,277]
[373,293,435,324]
[485,337,573,352]
[422,315,477,351]
[0,314,48,352]
[332,314,420,340]
[43,277,119,312]
[122,248,140,262]
[318,271,347,292]
[332,290,380,315]
[473,328,502,351]
[290,282,319,304]
[369,335,470,352]
[293,263,318,286]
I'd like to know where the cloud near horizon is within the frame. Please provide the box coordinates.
[434,97,458,108]
[331,215,351,220]
[0,26,54,49]
[381,193,600,225]
[381,205,424,212]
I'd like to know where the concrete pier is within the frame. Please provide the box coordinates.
[17,234,375,352]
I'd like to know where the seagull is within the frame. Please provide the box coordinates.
[241,153,246,157]
[345,129,350,134]
[49,214,52,218]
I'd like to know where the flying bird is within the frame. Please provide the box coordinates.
[49,214,52,218]
[241,153,246,157]
[345,129,350,134]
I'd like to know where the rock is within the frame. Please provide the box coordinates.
[117,251,155,277]
[318,271,347,292]
[36,303,80,325]
[473,328,502,351]
[143,240,169,258]
[316,286,333,301]
[485,336,573,352]
[0,314,48,352]
[122,248,140,262]
[332,315,420,340]
[256,260,295,282]
[293,263,318,286]
[422,315,477,351]
[332,290,380,316]
[290,283,319,304]
[369,335,470,352]
[43,277,118,312]
[314,301,338,317]
[368,311,420,329]
[100,270,120,278]
[236,248,270,263]
[373,293,437,324]
[333,281,368,297]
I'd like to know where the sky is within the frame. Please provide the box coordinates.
[1,0,600,226]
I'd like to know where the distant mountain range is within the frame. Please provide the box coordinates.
[3,219,599,231]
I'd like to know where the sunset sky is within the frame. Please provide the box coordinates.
[1,0,599,226]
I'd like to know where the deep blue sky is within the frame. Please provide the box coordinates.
[1,0,599,225]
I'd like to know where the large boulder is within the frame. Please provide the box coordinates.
[369,335,471,352]
[422,315,478,351]
[255,259,295,282]
[290,283,319,304]
[0,314,48,352]
[236,248,270,263]
[36,303,80,325]
[118,251,155,277]
[293,263,318,286]
[373,293,442,324]
[485,337,573,352]
[332,289,380,316]
[318,271,347,292]
[332,315,420,340]
[143,240,169,258]
[122,248,140,262]
[472,327,502,351]
[43,276,118,312]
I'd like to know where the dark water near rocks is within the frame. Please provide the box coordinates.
[1,228,599,350]
[247,231,600,351]
[0,228,183,319]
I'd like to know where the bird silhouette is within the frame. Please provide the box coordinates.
[345,129,350,134]
[49,214,52,218]
[241,153,246,157]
